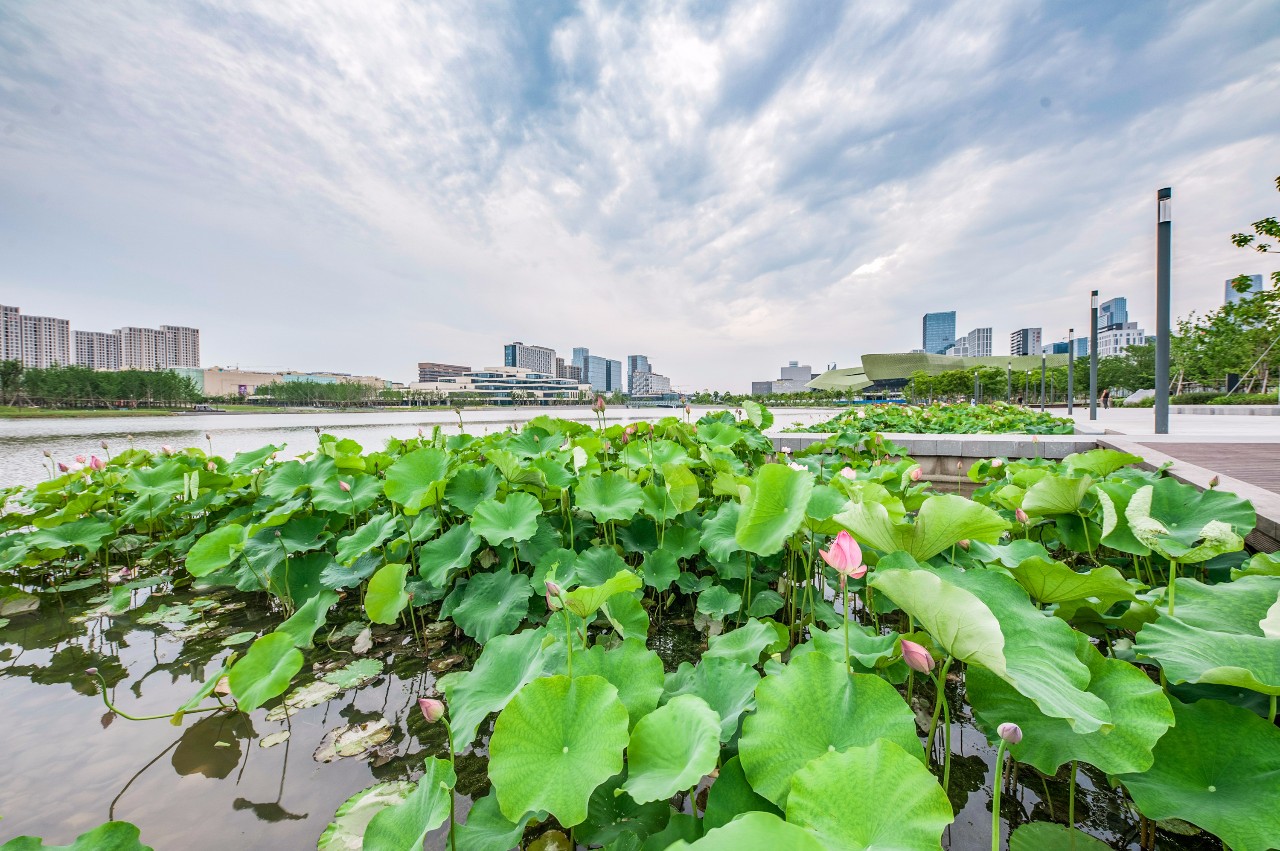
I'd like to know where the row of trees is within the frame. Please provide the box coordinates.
[0,363,200,407]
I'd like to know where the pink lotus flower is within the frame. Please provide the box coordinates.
[910,468,922,482]
[161,445,174,456]
[839,467,857,480]
[339,480,351,493]
[206,461,216,472]
[75,455,87,464]
[625,425,636,436]
[900,640,935,673]
[1015,508,1029,524]
[997,722,1022,744]
[418,698,445,724]
[57,462,70,473]
[89,455,105,471]
[819,530,866,583]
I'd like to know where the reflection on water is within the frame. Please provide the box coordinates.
[0,407,837,488]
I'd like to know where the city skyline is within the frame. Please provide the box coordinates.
[2,3,1276,391]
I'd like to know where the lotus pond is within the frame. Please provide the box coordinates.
[789,403,1076,435]
[1,403,1277,850]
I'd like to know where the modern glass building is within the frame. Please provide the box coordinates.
[1225,275,1263,305]
[922,311,956,355]
[573,347,623,393]
[1099,297,1128,329]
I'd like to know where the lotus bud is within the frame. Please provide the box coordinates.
[593,396,606,412]
[840,467,857,480]
[339,480,351,492]
[1208,475,1220,489]
[958,539,970,550]
[788,462,805,472]
[57,462,70,473]
[206,461,216,472]
[161,445,173,455]
[684,404,691,415]
[991,458,1003,468]
[779,446,791,454]
[89,455,106,471]
[900,639,935,673]
[100,440,109,450]
[819,530,866,580]
[204,432,212,441]
[910,468,922,482]
[1015,508,1029,524]
[418,697,446,724]
[418,428,425,438]
[85,667,98,676]
[75,454,87,464]
[625,425,636,436]
[118,567,133,580]
[621,432,630,445]
[997,722,1023,744]
[43,449,52,458]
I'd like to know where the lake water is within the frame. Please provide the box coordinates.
[0,406,837,488]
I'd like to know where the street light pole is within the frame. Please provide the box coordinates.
[1089,290,1099,420]
[1155,187,1172,434]
[1006,362,1011,403]
[1040,352,1046,411]
[1067,328,1074,415]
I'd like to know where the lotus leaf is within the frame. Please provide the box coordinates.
[836,493,1008,561]
[563,568,641,619]
[445,464,501,514]
[739,652,919,807]
[564,639,666,730]
[440,628,547,750]
[451,568,532,644]
[641,549,680,592]
[470,492,542,546]
[417,522,481,587]
[454,790,534,851]
[601,592,649,639]
[185,524,247,576]
[1124,478,1254,563]
[662,656,760,741]
[734,463,812,557]
[314,718,394,762]
[621,694,721,804]
[488,674,629,826]
[383,448,451,515]
[703,617,779,666]
[336,513,398,566]
[275,589,338,648]
[1063,448,1142,477]
[228,632,305,712]
[322,658,384,689]
[0,821,154,851]
[696,585,742,621]
[700,502,742,561]
[364,757,456,851]
[703,756,780,830]
[364,563,411,625]
[575,472,645,524]
[1008,822,1111,851]
[318,781,416,851]
[666,812,823,851]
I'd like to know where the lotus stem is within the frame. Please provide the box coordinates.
[1068,760,1077,834]
[843,580,851,675]
[992,739,1009,851]
[1269,694,1276,725]
[925,656,953,760]
[942,688,953,791]
[440,715,458,851]
[1168,562,1178,615]
[562,609,574,678]
[87,668,221,722]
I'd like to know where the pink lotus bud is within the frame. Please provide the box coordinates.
[958,540,970,550]
[997,722,1023,744]
[900,640,935,673]
[545,579,563,612]
[89,455,105,471]
[418,428,425,437]
[100,440,109,450]
[991,459,1003,468]
[839,467,857,480]
[206,461,216,472]
[819,530,866,580]
[910,468,922,482]
[1208,475,1220,489]
[118,567,133,580]
[620,433,630,445]
[1015,508,1029,524]
[85,667,98,676]
[75,455,87,464]
[593,396,606,412]
[43,449,52,458]
[339,480,351,492]
[161,445,174,455]
[684,405,691,414]
[418,698,445,724]
[57,462,70,473]
[625,425,636,436]
[204,432,212,441]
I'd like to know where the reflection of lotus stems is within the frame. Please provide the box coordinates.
[87,668,223,722]
[925,656,953,762]
[991,738,1010,851]
[439,715,458,851]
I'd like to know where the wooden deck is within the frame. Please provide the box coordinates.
[1140,442,1280,495]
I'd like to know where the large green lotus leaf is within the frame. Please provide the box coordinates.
[445,464,501,514]
[1119,697,1280,851]
[641,549,680,592]
[258,455,336,502]
[1234,551,1280,579]
[578,772,671,848]
[318,781,415,851]
[275,589,338,648]
[621,694,722,804]
[1021,474,1092,517]
[734,464,813,557]
[663,463,701,513]
[703,756,780,831]
[185,524,247,576]
[417,521,481,588]
[666,812,823,851]
[454,790,534,851]
[1009,557,1141,608]
[703,618,779,666]
[602,592,649,640]
[364,563,411,625]
[804,485,851,535]
[738,652,919,807]
[1124,479,1254,563]
[800,624,902,675]
[1095,481,1152,556]
[640,483,680,524]
[470,492,542,547]
[26,517,115,554]
[836,493,1008,561]
[226,443,281,476]
[451,568,532,644]
[1063,448,1142,477]
[383,447,450,515]
[228,632,304,712]
[0,821,155,851]
[967,633,1173,774]
[1008,822,1111,851]
[741,400,774,430]
[696,585,742,621]
[489,674,630,826]
[576,546,630,586]
[312,473,383,515]
[545,640,665,731]
[700,502,742,561]
[274,514,330,555]
[336,512,397,566]
[871,556,1112,733]
[364,757,456,851]
[440,628,546,751]
[575,472,645,524]
[661,524,701,560]
[662,657,760,742]
[485,447,548,488]
[1134,576,1280,695]
[563,569,642,619]
[786,741,953,851]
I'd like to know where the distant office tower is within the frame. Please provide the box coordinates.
[0,305,21,362]
[571,347,623,393]
[964,327,992,357]
[752,361,817,394]
[1225,275,1263,305]
[606,359,622,393]
[555,357,582,382]
[630,371,672,395]
[626,355,652,393]
[118,326,169,370]
[503,341,556,375]
[1010,328,1042,357]
[417,362,471,382]
[922,312,956,355]
[1097,322,1148,357]
[19,313,72,368]
[1099,297,1128,329]
[1071,337,1089,358]
[1043,341,1070,355]
[162,325,201,368]
[75,330,122,371]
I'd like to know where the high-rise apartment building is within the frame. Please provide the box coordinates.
[1097,322,1149,357]
[19,314,71,368]
[75,330,122,371]
[503,341,556,375]
[922,312,956,355]
[1010,328,1042,357]
[626,355,652,394]
[417,362,471,382]
[0,305,21,362]
[118,326,169,370]
[630,371,672,395]
[1225,275,1264,305]
[162,325,201,368]
[947,327,992,358]
[554,357,582,382]
[1099,297,1128,329]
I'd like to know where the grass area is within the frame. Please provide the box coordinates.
[0,406,180,419]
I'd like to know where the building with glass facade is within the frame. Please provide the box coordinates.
[1225,275,1264,305]
[1010,328,1042,357]
[1099,297,1128,329]
[922,311,956,355]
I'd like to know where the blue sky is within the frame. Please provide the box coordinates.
[1,0,1277,391]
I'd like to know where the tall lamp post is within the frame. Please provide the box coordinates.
[1155,187,1172,434]
[1067,328,1075,415]
[1040,351,1047,411]
[1089,290,1099,420]
[1006,361,1012,403]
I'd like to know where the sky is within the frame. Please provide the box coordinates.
[1,1,1278,392]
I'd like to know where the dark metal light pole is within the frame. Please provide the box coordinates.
[1067,328,1075,415]
[973,371,980,405]
[1089,290,1099,420]
[1155,187,1172,434]
[1006,361,1011,403]
[1040,352,1046,411]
